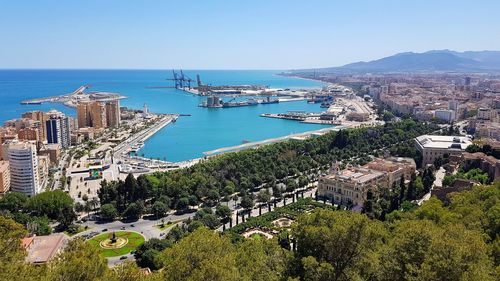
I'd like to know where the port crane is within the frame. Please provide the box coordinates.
[167,70,194,89]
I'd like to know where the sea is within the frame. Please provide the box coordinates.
[0,70,330,162]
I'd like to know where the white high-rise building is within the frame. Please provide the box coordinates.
[7,142,41,196]
[435,109,456,123]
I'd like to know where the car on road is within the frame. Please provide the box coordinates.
[102,229,108,232]
[130,224,135,227]
[119,256,127,260]
[121,226,125,230]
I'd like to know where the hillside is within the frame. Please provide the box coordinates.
[295,50,500,74]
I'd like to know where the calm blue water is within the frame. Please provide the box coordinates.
[0,70,329,161]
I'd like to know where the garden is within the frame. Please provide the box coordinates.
[87,231,145,257]
[225,198,334,239]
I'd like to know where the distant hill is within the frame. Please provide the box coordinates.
[295,50,500,74]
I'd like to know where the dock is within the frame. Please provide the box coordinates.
[113,114,178,163]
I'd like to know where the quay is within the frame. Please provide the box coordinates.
[113,114,178,164]
[203,126,342,156]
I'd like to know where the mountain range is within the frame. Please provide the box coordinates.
[295,50,500,74]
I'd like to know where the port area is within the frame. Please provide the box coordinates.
[203,126,343,156]
[112,114,179,172]
[199,95,281,108]
[261,93,382,128]
[20,85,126,107]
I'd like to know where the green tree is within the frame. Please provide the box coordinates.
[100,203,118,221]
[293,210,387,281]
[47,238,108,281]
[236,238,290,281]
[240,196,254,210]
[134,238,171,270]
[161,228,240,281]
[285,179,298,192]
[272,185,283,200]
[27,190,74,220]
[257,189,271,205]
[122,203,143,220]
[151,201,169,219]
[215,204,231,220]
[0,192,28,213]
[381,220,495,281]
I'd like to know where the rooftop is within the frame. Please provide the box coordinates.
[364,157,416,172]
[324,167,385,184]
[25,234,67,264]
[415,135,472,150]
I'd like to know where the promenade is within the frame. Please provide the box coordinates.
[204,126,341,156]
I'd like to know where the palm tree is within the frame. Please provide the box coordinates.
[84,200,92,219]
[232,195,239,208]
[90,197,99,211]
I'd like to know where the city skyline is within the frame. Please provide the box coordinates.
[1,0,499,69]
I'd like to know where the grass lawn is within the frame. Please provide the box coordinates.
[154,220,181,231]
[251,233,262,241]
[87,231,145,257]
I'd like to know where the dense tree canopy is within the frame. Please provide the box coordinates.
[0,190,76,232]
[0,182,498,280]
[97,120,437,215]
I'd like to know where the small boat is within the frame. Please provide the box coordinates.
[320,102,331,108]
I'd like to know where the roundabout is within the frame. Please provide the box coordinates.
[87,231,145,257]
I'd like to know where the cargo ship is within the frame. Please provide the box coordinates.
[222,98,258,108]
[259,96,279,104]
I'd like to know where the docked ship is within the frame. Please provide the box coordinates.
[129,142,144,153]
[222,98,258,108]
[259,96,279,104]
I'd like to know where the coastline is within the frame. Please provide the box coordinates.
[203,125,343,156]
[275,72,331,87]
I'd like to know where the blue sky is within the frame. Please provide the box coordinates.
[0,0,499,69]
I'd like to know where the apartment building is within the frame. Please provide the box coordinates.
[0,161,10,194]
[6,142,41,196]
[46,110,71,148]
[77,101,107,129]
[105,101,121,128]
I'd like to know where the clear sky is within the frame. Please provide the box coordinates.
[0,0,499,69]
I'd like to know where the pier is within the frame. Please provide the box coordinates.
[20,85,125,107]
